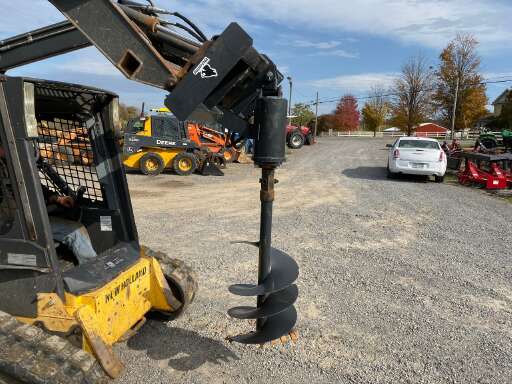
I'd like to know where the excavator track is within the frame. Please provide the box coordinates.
[0,311,107,384]
[143,246,198,319]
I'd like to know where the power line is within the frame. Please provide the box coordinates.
[303,78,512,107]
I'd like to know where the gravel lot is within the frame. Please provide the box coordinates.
[115,137,512,384]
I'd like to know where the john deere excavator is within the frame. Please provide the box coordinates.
[0,1,299,382]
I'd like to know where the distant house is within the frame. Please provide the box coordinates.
[493,89,511,116]
[415,123,448,137]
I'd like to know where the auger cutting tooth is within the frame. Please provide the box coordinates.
[228,306,297,345]
[228,285,298,319]
[228,247,299,297]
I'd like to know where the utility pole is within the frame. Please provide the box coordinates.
[451,75,460,140]
[314,91,319,142]
[287,76,293,125]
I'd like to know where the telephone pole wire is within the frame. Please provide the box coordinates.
[313,91,319,142]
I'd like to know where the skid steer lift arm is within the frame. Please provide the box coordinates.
[0,0,298,344]
[0,0,282,135]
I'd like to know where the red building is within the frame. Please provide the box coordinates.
[415,123,448,137]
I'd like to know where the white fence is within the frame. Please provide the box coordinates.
[320,130,483,140]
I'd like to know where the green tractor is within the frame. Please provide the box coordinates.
[476,129,512,152]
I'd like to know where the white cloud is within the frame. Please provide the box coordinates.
[2,1,511,52]
[175,0,512,50]
[313,50,359,59]
[310,73,397,93]
[55,52,121,77]
[293,40,341,50]
[290,39,359,58]
[0,1,62,36]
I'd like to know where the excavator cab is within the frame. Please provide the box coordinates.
[0,76,197,381]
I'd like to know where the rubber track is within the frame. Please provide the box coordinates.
[143,246,198,316]
[0,311,107,384]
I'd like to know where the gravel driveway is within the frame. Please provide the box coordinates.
[115,137,512,384]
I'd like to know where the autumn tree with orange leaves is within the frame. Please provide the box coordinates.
[433,34,488,131]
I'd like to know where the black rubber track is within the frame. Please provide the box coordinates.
[0,311,107,384]
[143,246,198,320]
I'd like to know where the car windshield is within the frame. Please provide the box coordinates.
[399,140,440,150]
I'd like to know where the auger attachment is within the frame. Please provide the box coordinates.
[228,96,299,344]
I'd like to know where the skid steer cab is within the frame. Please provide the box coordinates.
[0,76,197,381]
[123,109,225,176]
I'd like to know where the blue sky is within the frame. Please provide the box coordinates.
[2,0,511,115]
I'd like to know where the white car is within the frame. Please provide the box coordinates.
[387,137,447,182]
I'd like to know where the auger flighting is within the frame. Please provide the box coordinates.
[228,96,300,344]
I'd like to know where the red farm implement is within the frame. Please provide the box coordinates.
[458,153,512,190]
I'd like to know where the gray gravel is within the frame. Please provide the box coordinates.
[115,137,512,384]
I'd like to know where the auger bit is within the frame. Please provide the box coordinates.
[228,96,299,345]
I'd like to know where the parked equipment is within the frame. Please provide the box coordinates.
[458,152,512,190]
[187,123,242,163]
[123,113,224,176]
[135,107,241,165]
[286,125,315,149]
[0,0,299,382]
[475,129,512,153]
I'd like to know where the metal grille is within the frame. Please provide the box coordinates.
[0,137,17,235]
[37,118,104,203]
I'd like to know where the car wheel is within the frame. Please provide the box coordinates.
[435,175,445,183]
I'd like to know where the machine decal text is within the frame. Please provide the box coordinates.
[105,267,147,303]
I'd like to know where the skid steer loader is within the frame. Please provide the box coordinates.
[123,109,225,176]
[0,1,299,382]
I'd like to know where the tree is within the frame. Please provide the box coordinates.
[361,86,390,137]
[390,55,434,136]
[119,103,140,125]
[291,103,315,127]
[334,95,360,131]
[495,92,512,129]
[433,34,488,131]
[316,114,336,133]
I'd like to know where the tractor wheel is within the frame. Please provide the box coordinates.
[172,152,197,176]
[140,152,165,176]
[480,138,498,150]
[305,133,314,145]
[222,148,237,163]
[143,247,198,321]
[288,131,305,149]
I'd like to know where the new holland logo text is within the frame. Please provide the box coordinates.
[105,267,147,303]
[193,57,218,79]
